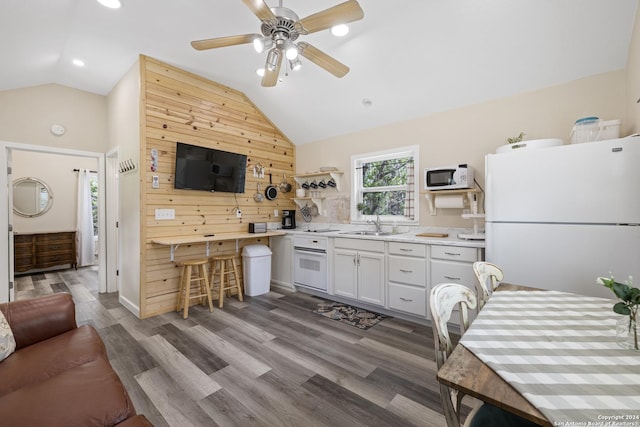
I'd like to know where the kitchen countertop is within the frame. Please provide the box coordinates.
[277,225,485,248]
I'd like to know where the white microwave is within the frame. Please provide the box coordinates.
[424,165,474,190]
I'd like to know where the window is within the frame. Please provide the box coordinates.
[351,145,419,223]
[90,174,99,236]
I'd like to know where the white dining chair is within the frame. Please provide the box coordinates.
[430,282,482,427]
[472,261,504,310]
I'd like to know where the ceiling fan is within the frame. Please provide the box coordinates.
[191,0,364,87]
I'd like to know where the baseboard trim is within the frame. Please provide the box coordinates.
[118,294,140,318]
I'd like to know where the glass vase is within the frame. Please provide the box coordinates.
[616,317,639,351]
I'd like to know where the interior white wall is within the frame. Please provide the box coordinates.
[0,84,107,152]
[106,60,141,316]
[11,151,98,233]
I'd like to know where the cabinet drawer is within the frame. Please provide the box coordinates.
[430,259,476,290]
[431,245,478,263]
[389,283,427,317]
[388,242,426,257]
[14,234,33,245]
[36,241,74,252]
[333,238,385,252]
[35,232,74,243]
[388,256,426,287]
[36,253,75,266]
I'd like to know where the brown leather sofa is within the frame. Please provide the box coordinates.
[0,293,153,426]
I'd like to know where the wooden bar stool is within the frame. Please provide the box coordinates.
[176,259,213,319]
[209,254,243,308]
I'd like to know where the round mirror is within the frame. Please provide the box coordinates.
[13,177,53,217]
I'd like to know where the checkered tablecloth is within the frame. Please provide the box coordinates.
[460,290,640,425]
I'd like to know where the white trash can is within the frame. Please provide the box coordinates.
[242,244,272,296]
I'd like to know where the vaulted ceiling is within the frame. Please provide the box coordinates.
[1,0,637,145]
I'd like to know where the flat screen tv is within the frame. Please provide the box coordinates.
[174,142,247,193]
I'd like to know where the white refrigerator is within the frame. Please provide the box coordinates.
[485,135,640,298]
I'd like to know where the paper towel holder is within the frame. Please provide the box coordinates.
[423,188,482,216]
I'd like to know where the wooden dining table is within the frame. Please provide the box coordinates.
[436,284,551,427]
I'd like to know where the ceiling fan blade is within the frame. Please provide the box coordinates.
[261,50,283,87]
[241,0,276,22]
[191,34,259,50]
[298,0,364,34]
[298,42,349,78]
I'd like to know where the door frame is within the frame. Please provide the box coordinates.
[0,140,106,301]
[105,148,119,293]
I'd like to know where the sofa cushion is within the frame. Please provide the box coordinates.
[0,325,106,397]
[1,293,76,350]
[0,310,16,361]
[0,357,136,427]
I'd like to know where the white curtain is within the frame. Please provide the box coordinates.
[76,169,95,267]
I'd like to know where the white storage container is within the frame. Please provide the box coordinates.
[570,118,620,144]
[242,244,272,296]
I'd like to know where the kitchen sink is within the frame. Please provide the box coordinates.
[339,231,393,236]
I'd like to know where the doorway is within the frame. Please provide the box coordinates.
[1,141,109,302]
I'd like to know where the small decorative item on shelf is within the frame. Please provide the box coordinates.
[597,275,639,351]
[507,131,526,144]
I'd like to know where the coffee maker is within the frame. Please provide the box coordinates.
[282,209,296,229]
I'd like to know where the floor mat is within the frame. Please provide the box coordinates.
[313,302,388,330]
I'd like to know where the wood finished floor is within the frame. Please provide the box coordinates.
[15,267,463,427]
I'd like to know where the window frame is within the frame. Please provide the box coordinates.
[350,145,419,225]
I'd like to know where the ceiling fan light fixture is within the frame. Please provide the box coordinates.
[266,49,280,71]
[284,40,298,60]
[331,24,349,37]
[253,37,272,53]
[289,58,302,71]
[96,0,122,9]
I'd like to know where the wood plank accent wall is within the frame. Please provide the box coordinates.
[139,56,295,318]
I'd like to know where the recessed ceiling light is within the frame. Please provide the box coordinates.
[72,59,85,67]
[97,0,122,9]
[331,24,349,37]
[256,68,265,77]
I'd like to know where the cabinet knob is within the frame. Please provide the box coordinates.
[444,275,461,281]
[400,297,413,302]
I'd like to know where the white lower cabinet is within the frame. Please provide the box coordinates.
[387,242,428,317]
[430,244,484,324]
[333,238,385,306]
[388,282,427,316]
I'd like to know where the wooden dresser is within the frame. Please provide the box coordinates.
[14,231,77,273]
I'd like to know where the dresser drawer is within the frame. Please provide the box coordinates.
[430,259,476,290]
[35,241,74,253]
[35,232,75,244]
[431,245,478,263]
[388,256,426,287]
[14,234,34,245]
[36,253,75,267]
[389,283,427,317]
[388,242,426,257]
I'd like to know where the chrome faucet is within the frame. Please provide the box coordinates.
[367,213,382,232]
